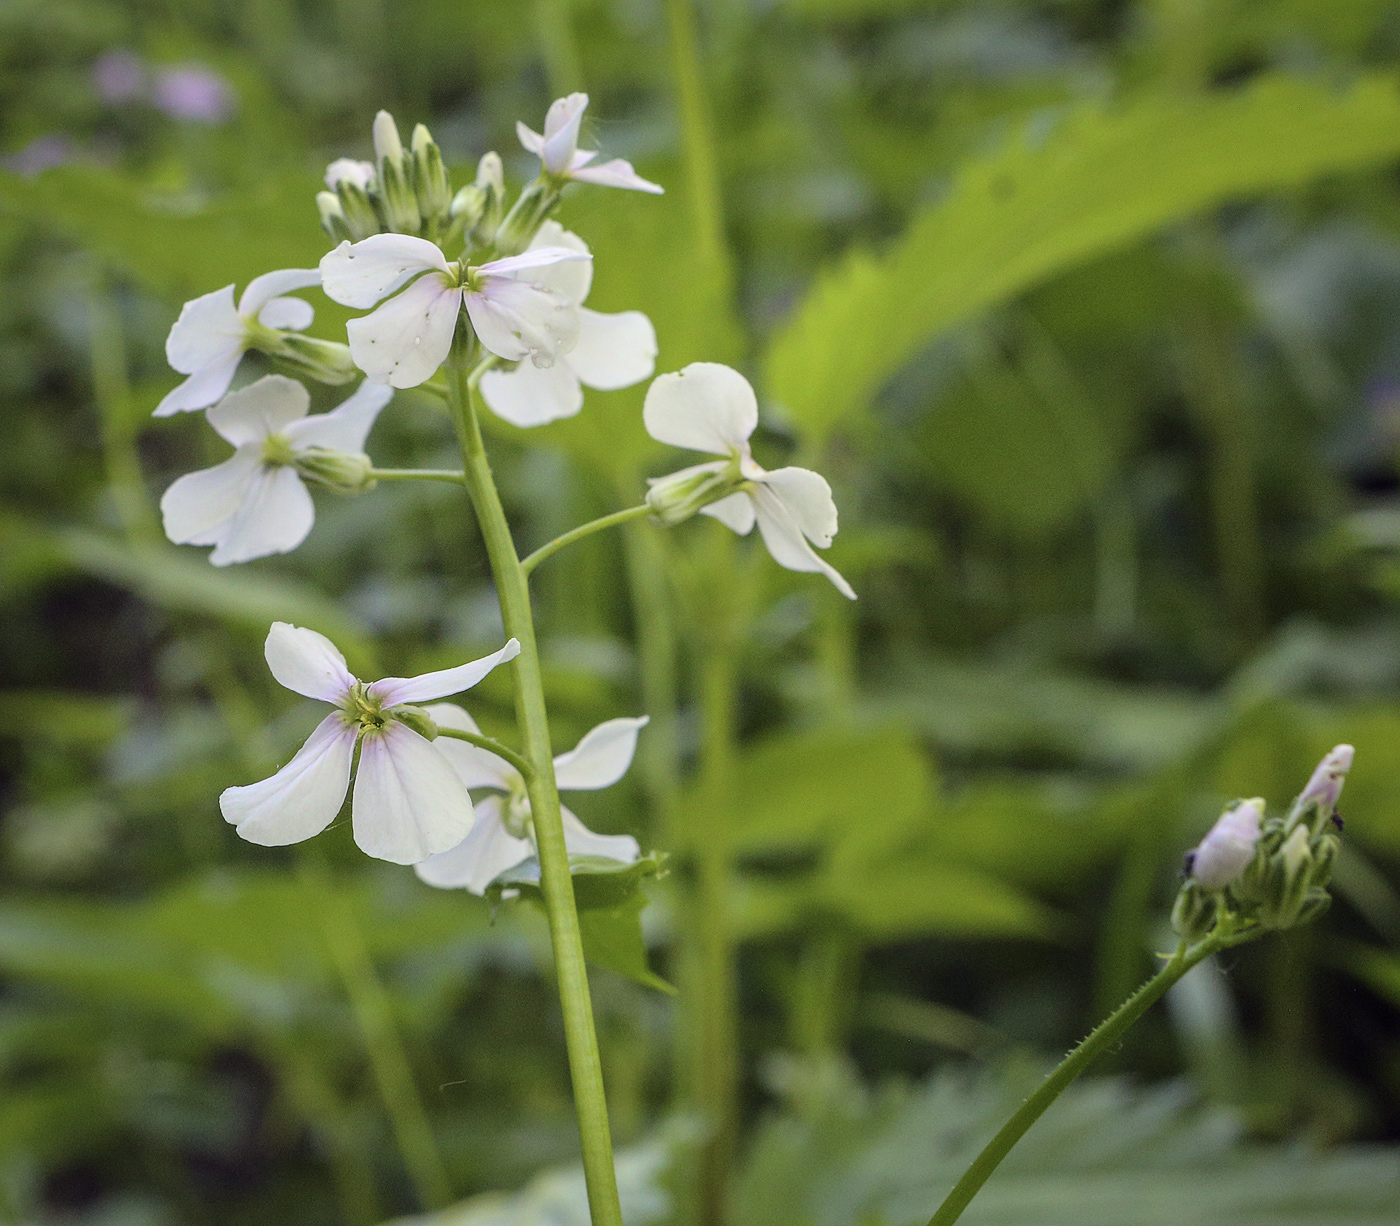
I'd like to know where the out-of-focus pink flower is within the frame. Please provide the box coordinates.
[152,64,237,125]
[92,49,147,104]
[3,135,76,177]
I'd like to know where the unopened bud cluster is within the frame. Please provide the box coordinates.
[1172,744,1353,943]
[645,461,745,526]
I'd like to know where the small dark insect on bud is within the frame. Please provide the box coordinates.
[1182,850,1196,879]
[1331,812,1345,832]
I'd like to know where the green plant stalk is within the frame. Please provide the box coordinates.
[435,725,535,779]
[445,359,624,1226]
[925,934,1224,1226]
[369,467,467,484]
[299,853,453,1211]
[521,504,653,576]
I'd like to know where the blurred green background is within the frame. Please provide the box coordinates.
[7,1,1400,1223]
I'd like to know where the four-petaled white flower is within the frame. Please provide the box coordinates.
[319,235,590,389]
[160,374,391,566]
[221,623,521,864]
[415,707,645,894]
[479,222,657,427]
[518,93,663,195]
[156,268,322,416]
[644,363,856,599]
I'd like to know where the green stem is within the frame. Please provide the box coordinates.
[521,504,652,576]
[445,359,624,1226]
[299,853,453,1211]
[925,936,1222,1226]
[435,725,535,780]
[369,467,466,484]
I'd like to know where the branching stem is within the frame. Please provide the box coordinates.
[521,504,653,576]
[435,726,534,780]
[369,468,466,485]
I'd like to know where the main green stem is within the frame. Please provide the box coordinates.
[925,936,1222,1226]
[446,360,624,1226]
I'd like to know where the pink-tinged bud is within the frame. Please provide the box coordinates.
[1190,798,1264,892]
[1291,744,1354,828]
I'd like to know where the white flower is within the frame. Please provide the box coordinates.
[319,234,590,389]
[1189,798,1264,892]
[156,268,322,416]
[221,623,521,864]
[517,93,663,194]
[160,374,391,566]
[644,363,856,599]
[479,222,657,426]
[414,708,646,895]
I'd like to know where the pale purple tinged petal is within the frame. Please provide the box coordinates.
[541,93,588,173]
[220,713,355,845]
[569,158,664,194]
[526,222,592,303]
[319,235,452,309]
[643,362,758,455]
[568,308,656,390]
[421,703,518,790]
[352,723,476,864]
[367,638,521,707]
[160,448,262,546]
[237,268,322,317]
[414,796,530,894]
[479,360,583,427]
[477,246,592,278]
[465,280,579,365]
[516,121,546,156]
[346,275,461,388]
[263,622,356,703]
[206,374,310,446]
[282,381,393,452]
[553,717,648,791]
[206,466,315,566]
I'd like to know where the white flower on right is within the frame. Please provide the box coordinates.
[221,623,521,865]
[644,363,856,599]
[156,268,322,416]
[1188,798,1264,892]
[319,235,590,389]
[518,93,663,194]
[160,374,390,566]
[415,708,645,895]
[479,222,657,427]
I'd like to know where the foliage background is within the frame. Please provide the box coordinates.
[5,0,1400,1223]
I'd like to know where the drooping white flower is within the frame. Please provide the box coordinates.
[1189,798,1265,892]
[319,234,590,389]
[160,374,391,566]
[517,93,663,194]
[644,363,856,599]
[156,268,322,416]
[221,623,521,864]
[479,222,657,427]
[414,707,646,895]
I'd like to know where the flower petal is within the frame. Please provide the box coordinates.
[479,359,583,427]
[759,466,839,549]
[352,722,476,864]
[220,712,355,845]
[153,352,244,417]
[421,703,518,790]
[561,804,641,863]
[541,92,588,173]
[477,246,592,278]
[325,157,375,190]
[165,284,244,375]
[264,621,356,703]
[238,268,323,317]
[207,465,315,566]
[256,295,315,332]
[553,717,649,791]
[700,491,756,536]
[282,381,393,452]
[516,121,545,156]
[465,279,579,366]
[346,275,461,389]
[160,448,263,546]
[414,796,531,894]
[319,235,452,310]
[568,308,656,391]
[749,483,856,600]
[643,362,757,456]
[206,374,310,446]
[366,638,521,707]
[569,158,664,194]
[528,222,593,304]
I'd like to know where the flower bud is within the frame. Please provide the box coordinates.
[392,705,439,741]
[292,447,376,496]
[1287,744,1354,836]
[371,110,404,165]
[325,158,376,193]
[266,335,360,386]
[1171,879,1217,943]
[371,110,421,234]
[317,191,352,243]
[645,464,743,527]
[1188,798,1264,892]
[335,178,383,240]
[492,177,561,255]
[411,123,452,225]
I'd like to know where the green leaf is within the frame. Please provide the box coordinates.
[765,75,1400,443]
[578,895,677,996]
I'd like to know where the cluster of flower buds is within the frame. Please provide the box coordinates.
[1172,745,1353,943]
[317,112,456,243]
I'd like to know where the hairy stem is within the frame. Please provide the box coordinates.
[521,504,653,576]
[446,359,624,1226]
[925,935,1222,1226]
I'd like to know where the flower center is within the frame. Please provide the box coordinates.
[502,780,533,841]
[261,433,297,467]
[342,683,391,733]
